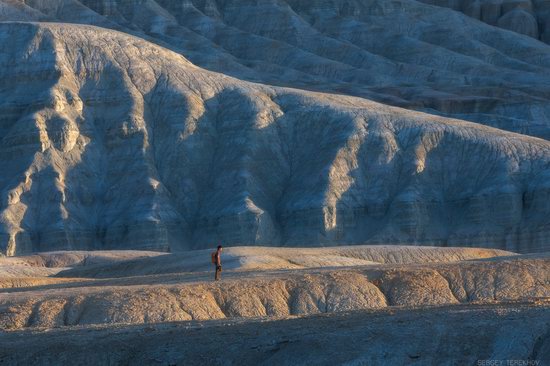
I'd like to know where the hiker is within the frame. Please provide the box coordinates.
[211,245,223,281]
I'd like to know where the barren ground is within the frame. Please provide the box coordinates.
[0,246,548,365]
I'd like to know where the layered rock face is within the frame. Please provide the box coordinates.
[3,0,550,140]
[420,0,550,43]
[1,22,550,255]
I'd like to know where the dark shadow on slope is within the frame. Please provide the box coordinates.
[334,114,550,252]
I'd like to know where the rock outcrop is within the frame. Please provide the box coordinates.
[3,0,550,140]
[1,22,550,254]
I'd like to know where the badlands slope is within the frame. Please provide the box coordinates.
[0,2,549,365]
[4,0,550,139]
[0,246,548,365]
[420,0,550,42]
[0,21,550,254]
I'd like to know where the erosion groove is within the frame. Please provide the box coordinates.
[0,253,547,330]
[3,0,550,139]
[0,22,550,254]
[0,2,549,364]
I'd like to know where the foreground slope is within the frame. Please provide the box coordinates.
[0,246,547,364]
[1,22,550,254]
[3,0,550,139]
[2,303,548,366]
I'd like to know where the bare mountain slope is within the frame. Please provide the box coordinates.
[1,22,550,254]
[420,0,550,43]
[3,0,550,139]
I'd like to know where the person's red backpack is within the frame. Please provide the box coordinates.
[211,251,217,264]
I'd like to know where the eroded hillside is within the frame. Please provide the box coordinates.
[1,23,550,254]
[3,0,550,138]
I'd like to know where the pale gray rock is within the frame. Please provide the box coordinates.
[3,0,550,140]
[0,22,550,254]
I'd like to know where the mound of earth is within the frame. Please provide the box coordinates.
[0,247,547,330]
[1,246,547,365]
[50,245,516,278]
[0,251,166,278]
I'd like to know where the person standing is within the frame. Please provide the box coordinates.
[211,245,223,281]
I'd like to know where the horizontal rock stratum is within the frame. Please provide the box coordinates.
[1,21,550,254]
